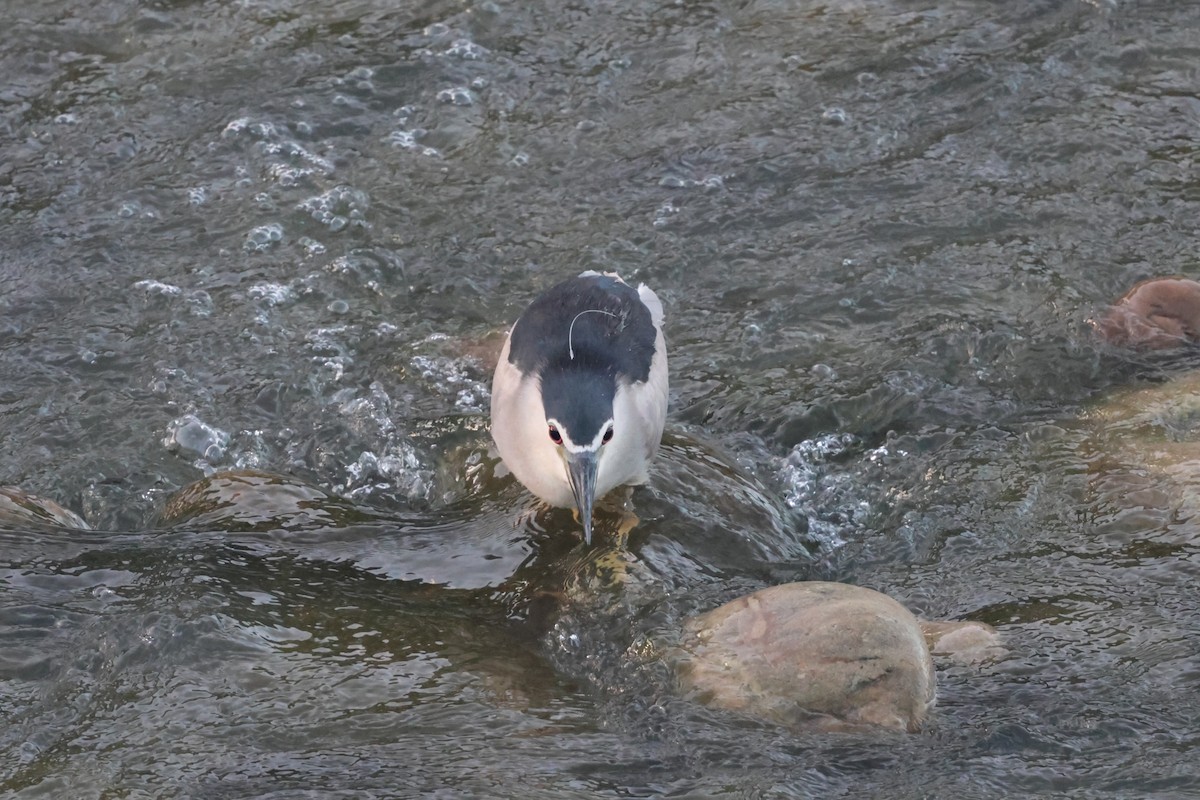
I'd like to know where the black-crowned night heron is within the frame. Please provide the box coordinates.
[491,271,668,544]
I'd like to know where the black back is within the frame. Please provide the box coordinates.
[508,274,657,442]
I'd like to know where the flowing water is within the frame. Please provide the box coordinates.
[3,0,1200,796]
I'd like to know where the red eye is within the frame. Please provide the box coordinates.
[602,427,613,444]
[548,426,562,444]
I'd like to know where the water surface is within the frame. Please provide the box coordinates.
[3,0,1200,796]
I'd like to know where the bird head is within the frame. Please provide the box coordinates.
[539,366,617,544]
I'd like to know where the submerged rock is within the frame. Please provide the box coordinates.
[675,581,935,733]
[160,469,376,532]
[1078,370,1200,533]
[0,487,89,529]
[1093,277,1200,349]
[920,619,1004,666]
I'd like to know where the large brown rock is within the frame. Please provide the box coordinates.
[675,582,936,733]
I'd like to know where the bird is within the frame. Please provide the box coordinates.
[491,271,668,544]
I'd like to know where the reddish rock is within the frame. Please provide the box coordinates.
[1094,277,1200,349]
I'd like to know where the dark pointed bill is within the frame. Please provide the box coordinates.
[566,451,599,544]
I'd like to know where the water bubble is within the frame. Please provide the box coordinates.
[306,325,352,358]
[409,355,490,411]
[810,363,838,380]
[230,430,270,470]
[455,388,481,409]
[248,282,295,307]
[341,67,375,92]
[653,202,679,228]
[576,119,597,132]
[267,163,316,186]
[660,173,725,190]
[164,414,230,463]
[822,107,848,124]
[332,93,367,109]
[315,358,347,384]
[387,129,441,157]
[556,628,582,651]
[149,365,192,395]
[424,23,451,37]
[186,290,213,317]
[342,444,432,502]
[298,186,370,231]
[244,222,284,252]
[388,130,417,148]
[297,236,326,256]
[328,299,350,314]
[187,187,207,205]
[509,151,530,167]
[18,741,41,764]
[436,86,474,106]
[444,39,488,60]
[777,433,865,553]
[133,279,183,297]
[339,382,397,435]
[222,117,250,137]
[249,121,279,139]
